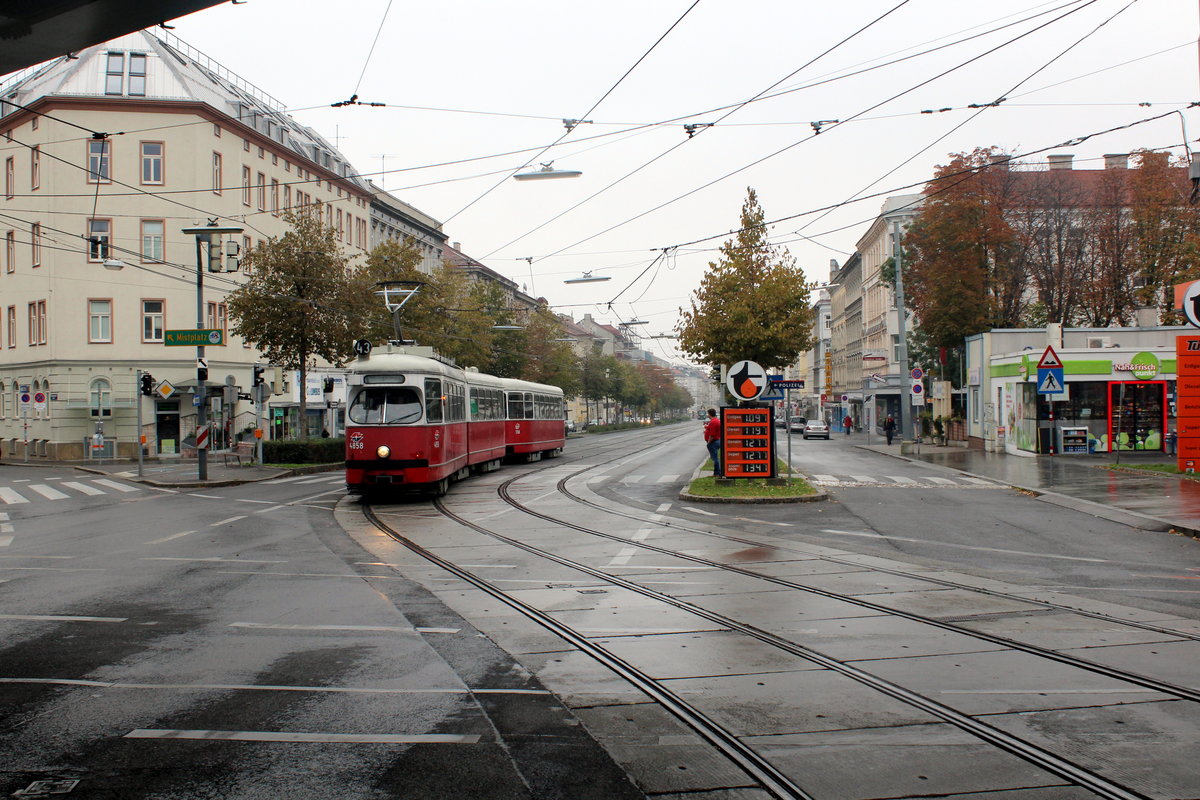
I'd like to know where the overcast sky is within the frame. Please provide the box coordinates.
[164,0,1197,364]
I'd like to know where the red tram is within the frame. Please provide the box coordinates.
[344,345,565,495]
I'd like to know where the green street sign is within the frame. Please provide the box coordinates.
[165,329,224,346]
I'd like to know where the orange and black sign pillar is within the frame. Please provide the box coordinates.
[1176,334,1200,472]
[721,407,776,478]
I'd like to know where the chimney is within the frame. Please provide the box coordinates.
[1047,154,1074,171]
[988,156,1011,171]
[1104,153,1128,169]
[452,241,461,251]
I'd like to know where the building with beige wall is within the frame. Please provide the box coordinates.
[0,31,395,458]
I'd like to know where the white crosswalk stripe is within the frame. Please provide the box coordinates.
[656,474,679,483]
[29,484,69,500]
[926,476,958,486]
[62,481,105,496]
[886,475,918,485]
[805,473,1002,489]
[92,479,139,493]
[0,488,28,504]
[812,474,839,483]
[620,475,645,484]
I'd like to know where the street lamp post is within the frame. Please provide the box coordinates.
[182,224,243,481]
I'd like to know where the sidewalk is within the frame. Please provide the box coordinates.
[856,440,1200,536]
[3,456,336,488]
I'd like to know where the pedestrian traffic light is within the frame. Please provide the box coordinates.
[140,372,153,396]
[253,364,265,387]
[322,377,334,394]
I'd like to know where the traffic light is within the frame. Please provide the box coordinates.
[322,377,334,395]
[224,239,241,272]
[140,373,154,396]
[253,364,265,387]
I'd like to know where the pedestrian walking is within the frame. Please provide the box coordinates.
[883,414,896,445]
[703,408,722,477]
[843,414,853,436]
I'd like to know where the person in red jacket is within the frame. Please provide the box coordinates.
[703,408,722,477]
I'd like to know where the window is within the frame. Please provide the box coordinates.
[27,302,39,345]
[88,299,112,342]
[348,387,423,424]
[6,306,13,348]
[31,223,39,267]
[89,377,112,417]
[87,219,111,261]
[256,171,265,210]
[141,219,164,262]
[241,166,251,205]
[270,178,279,214]
[242,235,252,273]
[206,301,226,332]
[243,138,250,152]
[212,152,222,194]
[105,52,124,95]
[30,146,39,190]
[142,299,164,342]
[37,301,46,345]
[140,142,163,184]
[425,378,444,422]
[87,139,110,183]
[5,230,13,272]
[128,53,146,96]
[336,208,343,241]
[213,123,221,137]
[4,156,12,198]
[283,184,291,211]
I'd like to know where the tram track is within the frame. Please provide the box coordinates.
[360,437,1193,799]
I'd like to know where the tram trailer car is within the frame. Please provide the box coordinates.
[345,346,565,495]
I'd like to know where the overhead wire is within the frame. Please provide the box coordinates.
[527,0,1107,265]
[441,0,704,225]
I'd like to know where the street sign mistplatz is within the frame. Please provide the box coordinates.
[165,329,224,346]
[721,407,776,479]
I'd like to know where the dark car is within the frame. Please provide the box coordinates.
[787,416,807,432]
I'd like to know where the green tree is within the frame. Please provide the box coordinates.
[676,188,814,370]
[227,212,355,436]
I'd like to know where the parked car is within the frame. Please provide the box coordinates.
[802,419,830,439]
[565,420,577,433]
[787,416,808,432]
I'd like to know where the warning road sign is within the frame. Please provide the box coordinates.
[1037,345,1062,369]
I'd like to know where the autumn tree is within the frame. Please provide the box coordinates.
[905,148,1027,350]
[227,211,356,435]
[1125,150,1200,320]
[676,188,814,369]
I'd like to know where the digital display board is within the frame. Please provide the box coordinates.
[721,407,776,479]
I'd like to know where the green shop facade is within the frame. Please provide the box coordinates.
[964,325,1182,456]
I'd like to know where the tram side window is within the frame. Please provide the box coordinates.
[448,381,466,422]
[472,388,502,420]
[507,392,531,420]
[348,387,423,424]
[535,393,561,420]
[425,378,444,423]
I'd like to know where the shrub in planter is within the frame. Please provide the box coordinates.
[263,438,344,464]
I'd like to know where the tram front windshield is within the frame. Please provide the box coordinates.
[348,387,423,424]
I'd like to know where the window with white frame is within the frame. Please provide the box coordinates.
[30,146,39,190]
[212,152,222,194]
[89,377,112,417]
[142,299,164,342]
[241,166,251,205]
[88,299,112,343]
[140,142,163,184]
[256,171,265,210]
[87,219,111,261]
[87,139,110,183]
[5,230,13,272]
[4,156,12,198]
[141,220,164,262]
[6,306,13,348]
[206,301,226,332]
[31,223,39,267]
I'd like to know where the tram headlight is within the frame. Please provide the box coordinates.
[376,445,391,459]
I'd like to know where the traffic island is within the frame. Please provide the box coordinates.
[679,473,827,504]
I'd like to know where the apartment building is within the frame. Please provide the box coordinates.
[0,31,413,458]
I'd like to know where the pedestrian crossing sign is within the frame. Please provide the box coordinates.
[1037,367,1064,394]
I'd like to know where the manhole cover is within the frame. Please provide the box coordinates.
[14,779,80,797]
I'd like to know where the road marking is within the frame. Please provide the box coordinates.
[62,481,106,496]
[216,570,409,579]
[230,622,424,633]
[927,476,958,486]
[0,523,11,533]
[0,537,12,547]
[886,475,918,484]
[29,484,69,500]
[145,531,197,545]
[0,513,8,520]
[295,475,340,484]
[263,476,309,484]
[255,505,287,514]
[0,488,28,504]
[961,477,996,485]
[93,479,139,493]
[211,516,248,527]
[0,677,548,695]
[0,613,126,622]
[142,557,286,564]
[124,729,481,744]
[849,475,874,483]
[682,506,717,516]
[811,474,839,483]
[819,528,1112,562]
[656,474,679,483]
[656,503,672,513]
[621,475,645,484]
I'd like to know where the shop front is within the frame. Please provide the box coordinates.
[989,347,1175,455]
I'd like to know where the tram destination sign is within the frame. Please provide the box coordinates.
[165,329,225,347]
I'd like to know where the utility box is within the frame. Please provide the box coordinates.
[1060,426,1089,455]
